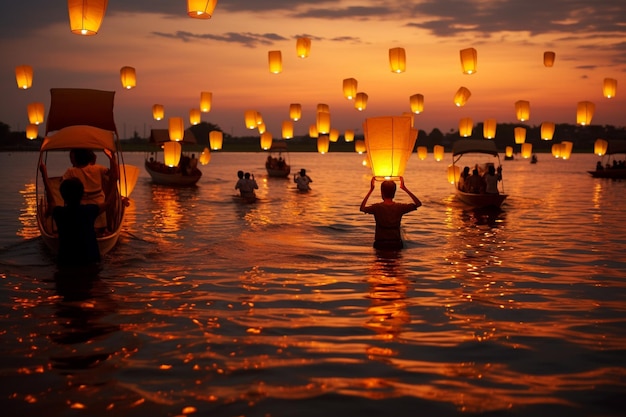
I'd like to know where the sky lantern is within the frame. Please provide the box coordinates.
[189,108,201,125]
[26,124,38,140]
[344,129,354,142]
[459,47,477,74]
[120,66,136,89]
[168,117,185,141]
[200,91,212,112]
[296,37,311,58]
[317,135,330,154]
[282,120,294,139]
[354,92,368,111]
[329,128,339,143]
[603,78,617,98]
[317,103,330,113]
[187,0,218,19]
[543,51,556,67]
[515,100,530,121]
[409,94,424,114]
[447,164,461,184]
[433,145,444,161]
[417,146,427,160]
[577,101,594,125]
[15,65,33,89]
[389,47,406,73]
[152,104,164,121]
[459,117,473,137]
[505,146,513,158]
[483,118,496,139]
[199,147,211,165]
[552,143,562,158]
[354,139,366,154]
[594,139,608,156]
[289,103,301,121]
[68,0,108,35]
[260,132,273,150]
[540,121,555,140]
[244,110,257,129]
[514,127,526,144]
[268,50,282,74]
[343,78,358,100]
[257,122,266,134]
[453,87,471,107]
[316,111,330,134]
[521,143,533,159]
[209,131,223,150]
[27,102,45,125]
[163,141,182,167]
[560,141,573,159]
[363,116,416,178]
[309,124,318,138]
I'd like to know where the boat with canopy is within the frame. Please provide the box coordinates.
[145,129,202,186]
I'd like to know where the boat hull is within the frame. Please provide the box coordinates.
[266,167,291,177]
[588,169,626,179]
[455,190,508,209]
[145,161,201,186]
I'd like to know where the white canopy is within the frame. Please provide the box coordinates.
[40,125,117,151]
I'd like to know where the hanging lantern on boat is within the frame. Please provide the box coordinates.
[26,124,38,140]
[187,0,218,19]
[521,143,533,159]
[354,92,368,111]
[209,131,223,150]
[460,47,477,74]
[329,128,339,143]
[363,116,416,178]
[453,87,471,107]
[152,104,164,121]
[505,146,513,158]
[343,78,358,100]
[344,129,354,143]
[189,108,201,125]
[282,120,294,139]
[118,165,139,198]
[447,164,461,184]
[551,143,562,158]
[15,65,33,89]
[309,124,318,138]
[268,50,282,74]
[200,91,212,112]
[410,94,424,114]
[163,141,182,167]
[514,127,526,144]
[515,100,530,121]
[459,117,473,137]
[576,101,594,125]
[433,145,444,161]
[289,103,301,121]
[168,117,185,141]
[541,121,555,140]
[260,132,273,150]
[316,111,330,134]
[560,141,573,160]
[354,139,366,154]
[296,37,311,58]
[68,0,108,35]
[244,110,258,129]
[483,118,496,139]
[199,147,211,165]
[389,47,406,73]
[27,102,45,125]
[417,146,428,160]
[120,66,136,89]
[603,78,617,99]
[543,51,556,67]
[317,135,330,154]
[317,103,330,113]
[594,139,608,156]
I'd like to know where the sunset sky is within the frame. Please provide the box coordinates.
[1,0,624,139]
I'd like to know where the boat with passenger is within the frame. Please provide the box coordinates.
[145,129,202,186]
[588,140,626,179]
[265,140,291,177]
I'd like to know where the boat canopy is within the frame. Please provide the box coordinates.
[452,139,499,156]
[40,125,117,151]
[269,140,288,152]
[45,88,117,135]
[149,129,197,144]
[606,140,626,155]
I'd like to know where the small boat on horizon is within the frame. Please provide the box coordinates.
[588,140,626,179]
[265,140,291,178]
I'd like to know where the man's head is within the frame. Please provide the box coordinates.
[381,180,396,199]
[60,177,84,206]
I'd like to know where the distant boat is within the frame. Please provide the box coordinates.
[145,129,202,186]
[265,140,291,177]
[588,140,626,179]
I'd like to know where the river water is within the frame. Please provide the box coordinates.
[0,150,624,417]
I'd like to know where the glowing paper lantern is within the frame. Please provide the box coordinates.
[459,117,473,137]
[594,139,608,156]
[187,0,218,19]
[209,131,223,150]
[410,94,424,114]
[317,135,330,154]
[317,103,330,113]
[118,164,139,198]
[551,143,562,158]
[460,47,477,74]
[26,124,38,140]
[255,112,264,126]
[363,116,416,178]
[343,78,358,100]
[560,141,573,160]
[329,128,339,143]
[433,145,444,161]
[514,127,526,144]
[389,47,406,73]
[309,124,318,138]
[515,100,530,121]
[152,104,164,121]
[68,0,108,35]
[189,108,201,125]
[603,78,617,99]
[257,122,266,134]
[453,87,471,107]
[200,91,212,112]
[260,132,273,150]
[168,117,185,141]
[344,129,354,143]
[543,51,555,67]
[296,37,311,58]
[15,65,33,89]
[354,139,366,154]
[577,101,594,125]
[289,103,301,121]
[417,146,427,160]
[282,120,294,139]
[120,66,136,89]
[505,146,513,158]
[540,122,555,140]
[316,111,330,134]
[447,164,461,184]
[27,102,45,125]
[244,110,258,129]
[199,147,211,165]
[163,141,182,167]
[268,50,282,74]
[483,118,497,139]
[354,92,368,111]
[521,143,533,159]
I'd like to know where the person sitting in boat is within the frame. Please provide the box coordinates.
[294,168,313,192]
[483,165,502,194]
[596,161,604,171]
[188,154,199,175]
[466,168,485,194]
[457,166,471,192]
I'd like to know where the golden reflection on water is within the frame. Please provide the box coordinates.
[17,182,40,240]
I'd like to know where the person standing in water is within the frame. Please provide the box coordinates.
[294,168,313,192]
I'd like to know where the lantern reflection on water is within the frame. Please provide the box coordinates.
[15,65,33,89]
[68,0,108,35]
[363,116,416,178]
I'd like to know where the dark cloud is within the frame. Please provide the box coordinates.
[152,31,288,48]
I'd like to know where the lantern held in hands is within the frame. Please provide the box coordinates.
[363,116,417,178]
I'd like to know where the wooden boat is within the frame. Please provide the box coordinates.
[265,140,291,177]
[452,139,508,209]
[36,88,133,256]
[145,129,202,186]
[588,140,626,179]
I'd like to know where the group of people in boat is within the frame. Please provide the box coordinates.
[457,164,503,194]
[266,155,288,171]
[146,152,201,176]
[595,160,626,171]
